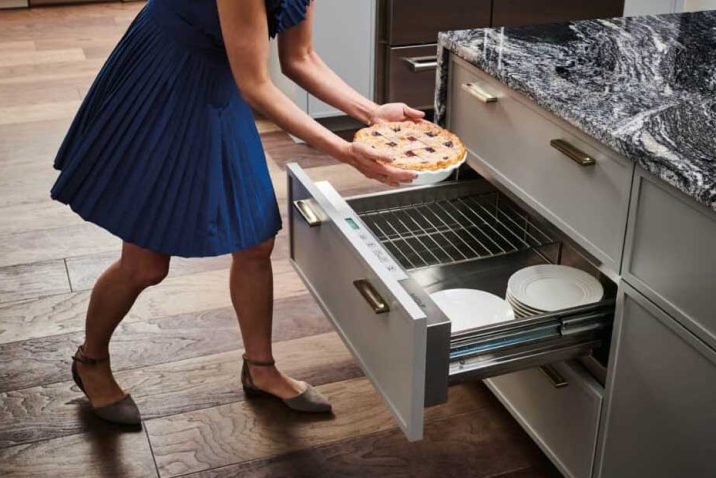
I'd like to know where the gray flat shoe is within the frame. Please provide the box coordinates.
[71,346,142,426]
[241,354,332,413]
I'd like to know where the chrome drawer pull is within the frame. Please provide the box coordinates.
[539,365,568,389]
[404,55,438,72]
[550,139,596,166]
[354,280,390,314]
[293,199,322,227]
[461,82,498,103]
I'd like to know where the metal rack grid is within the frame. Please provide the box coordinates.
[358,191,556,271]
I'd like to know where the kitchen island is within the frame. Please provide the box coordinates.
[435,10,716,478]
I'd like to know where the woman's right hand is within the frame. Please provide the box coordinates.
[341,142,416,187]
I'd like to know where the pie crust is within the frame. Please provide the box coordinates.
[354,121,466,171]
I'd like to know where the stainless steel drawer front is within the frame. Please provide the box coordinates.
[288,164,429,442]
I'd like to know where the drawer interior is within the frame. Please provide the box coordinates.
[348,179,616,380]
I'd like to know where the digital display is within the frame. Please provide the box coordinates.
[345,217,360,230]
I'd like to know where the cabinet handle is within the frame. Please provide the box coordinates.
[539,365,568,389]
[404,55,438,72]
[354,280,390,314]
[461,82,498,103]
[550,139,596,166]
[293,200,322,227]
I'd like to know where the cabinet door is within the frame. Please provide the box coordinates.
[492,0,624,27]
[308,0,374,118]
[597,283,716,478]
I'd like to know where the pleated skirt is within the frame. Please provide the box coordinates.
[51,5,282,257]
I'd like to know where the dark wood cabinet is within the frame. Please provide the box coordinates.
[28,0,127,5]
[492,0,625,27]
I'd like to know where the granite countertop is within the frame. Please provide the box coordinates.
[436,11,716,211]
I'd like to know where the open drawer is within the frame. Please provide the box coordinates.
[287,164,615,441]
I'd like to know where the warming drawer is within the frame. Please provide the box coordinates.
[288,164,615,442]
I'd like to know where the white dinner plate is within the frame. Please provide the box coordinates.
[430,288,515,333]
[506,292,546,313]
[507,265,604,312]
[506,294,542,317]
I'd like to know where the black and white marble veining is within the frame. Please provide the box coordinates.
[436,11,716,211]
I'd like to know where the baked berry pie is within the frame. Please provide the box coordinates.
[354,121,466,171]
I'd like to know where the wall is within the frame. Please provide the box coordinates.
[624,0,716,15]
[623,0,681,15]
[683,0,716,10]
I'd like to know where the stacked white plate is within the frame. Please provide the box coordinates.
[506,265,604,319]
[430,289,515,333]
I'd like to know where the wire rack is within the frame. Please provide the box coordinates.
[358,192,556,271]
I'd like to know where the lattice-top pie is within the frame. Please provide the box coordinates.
[354,121,466,171]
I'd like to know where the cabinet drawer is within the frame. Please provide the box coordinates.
[288,164,614,442]
[623,170,716,350]
[491,0,624,28]
[448,57,633,276]
[385,44,439,110]
[485,361,603,478]
[597,283,716,478]
[382,0,491,46]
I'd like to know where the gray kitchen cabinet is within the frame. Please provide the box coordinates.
[448,56,634,279]
[623,168,716,351]
[485,361,603,478]
[596,282,716,478]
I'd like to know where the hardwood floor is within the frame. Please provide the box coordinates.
[0,3,559,477]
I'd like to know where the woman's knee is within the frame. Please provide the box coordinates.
[233,237,275,263]
[120,243,171,288]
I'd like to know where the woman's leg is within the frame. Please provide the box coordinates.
[77,242,170,407]
[231,237,306,399]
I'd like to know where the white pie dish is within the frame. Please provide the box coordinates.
[400,152,467,187]
[430,288,515,333]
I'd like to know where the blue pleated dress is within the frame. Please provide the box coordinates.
[50,0,310,257]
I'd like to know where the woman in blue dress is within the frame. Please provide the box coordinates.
[51,0,423,424]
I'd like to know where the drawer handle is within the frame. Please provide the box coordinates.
[550,139,596,167]
[539,365,568,389]
[461,82,498,104]
[354,280,390,314]
[293,200,323,227]
[404,55,438,72]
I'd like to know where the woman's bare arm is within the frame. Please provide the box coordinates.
[277,4,424,125]
[216,0,415,186]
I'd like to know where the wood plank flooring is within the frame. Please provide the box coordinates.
[0,3,559,477]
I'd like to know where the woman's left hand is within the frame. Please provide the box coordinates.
[370,103,425,125]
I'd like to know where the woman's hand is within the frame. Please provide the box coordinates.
[370,103,425,125]
[341,142,416,187]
